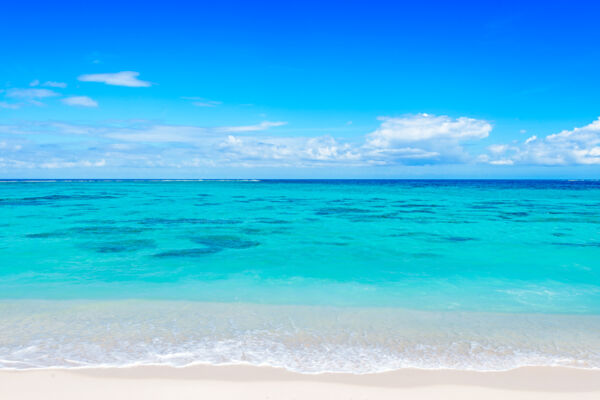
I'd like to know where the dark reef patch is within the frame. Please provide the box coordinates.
[82,239,156,253]
[25,194,118,201]
[442,236,477,242]
[393,203,439,208]
[315,207,371,216]
[389,232,476,242]
[389,231,434,238]
[69,226,147,235]
[346,213,403,222]
[240,228,263,234]
[550,242,600,248]
[153,247,222,258]
[190,235,260,250]
[75,219,123,225]
[309,241,349,246]
[499,211,529,218]
[440,219,476,224]
[254,217,290,224]
[0,194,119,206]
[25,231,69,238]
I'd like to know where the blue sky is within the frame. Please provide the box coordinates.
[1,0,600,178]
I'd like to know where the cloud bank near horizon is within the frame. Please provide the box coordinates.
[2,113,600,172]
[483,118,600,166]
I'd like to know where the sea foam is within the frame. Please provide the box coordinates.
[1,300,598,373]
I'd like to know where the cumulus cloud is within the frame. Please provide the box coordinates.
[43,81,67,88]
[364,113,492,164]
[29,80,67,88]
[78,71,152,87]
[61,96,98,107]
[0,158,35,169]
[216,135,362,167]
[8,113,600,171]
[484,117,600,165]
[5,88,60,99]
[3,88,60,106]
[0,114,494,170]
[489,159,514,165]
[40,159,106,169]
[367,114,491,145]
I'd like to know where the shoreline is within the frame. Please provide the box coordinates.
[3,362,600,375]
[3,300,599,372]
[2,365,600,400]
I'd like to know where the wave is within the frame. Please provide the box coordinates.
[1,300,599,373]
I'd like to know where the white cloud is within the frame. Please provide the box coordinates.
[28,80,67,88]
[61,96,98,107]
[5,88,59,99]
[367,114,491,146]
[488,144,510,154]
[217,134,362,166]
[106,125,208,143]
[484,117,600,165]
[0,140,22,151]
[103,121,287,143]
[181,97,222,107]
[0,158,35,169]
[0,114,494,170]
[0,101,20,110]
[364,113,492,164]
[489,159,514,165]
[193,101,222,107]
[217,121,287,133]
[364,147,440,160]
[43,81,67,88]
[78,71,152,87]
[49,122,102,135]
[40,159,106,169]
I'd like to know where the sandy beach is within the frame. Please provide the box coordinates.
[2,365,599,400]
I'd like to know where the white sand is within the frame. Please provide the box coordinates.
[1,365,599,399]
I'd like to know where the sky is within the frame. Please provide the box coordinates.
[1,0,600,178]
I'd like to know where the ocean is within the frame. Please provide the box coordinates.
[0,180,599,372]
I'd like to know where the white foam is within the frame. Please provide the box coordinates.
[1,300,599,373]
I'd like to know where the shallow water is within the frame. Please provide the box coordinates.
[1,180,599,371]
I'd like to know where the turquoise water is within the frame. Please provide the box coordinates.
[1,180,599,371]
